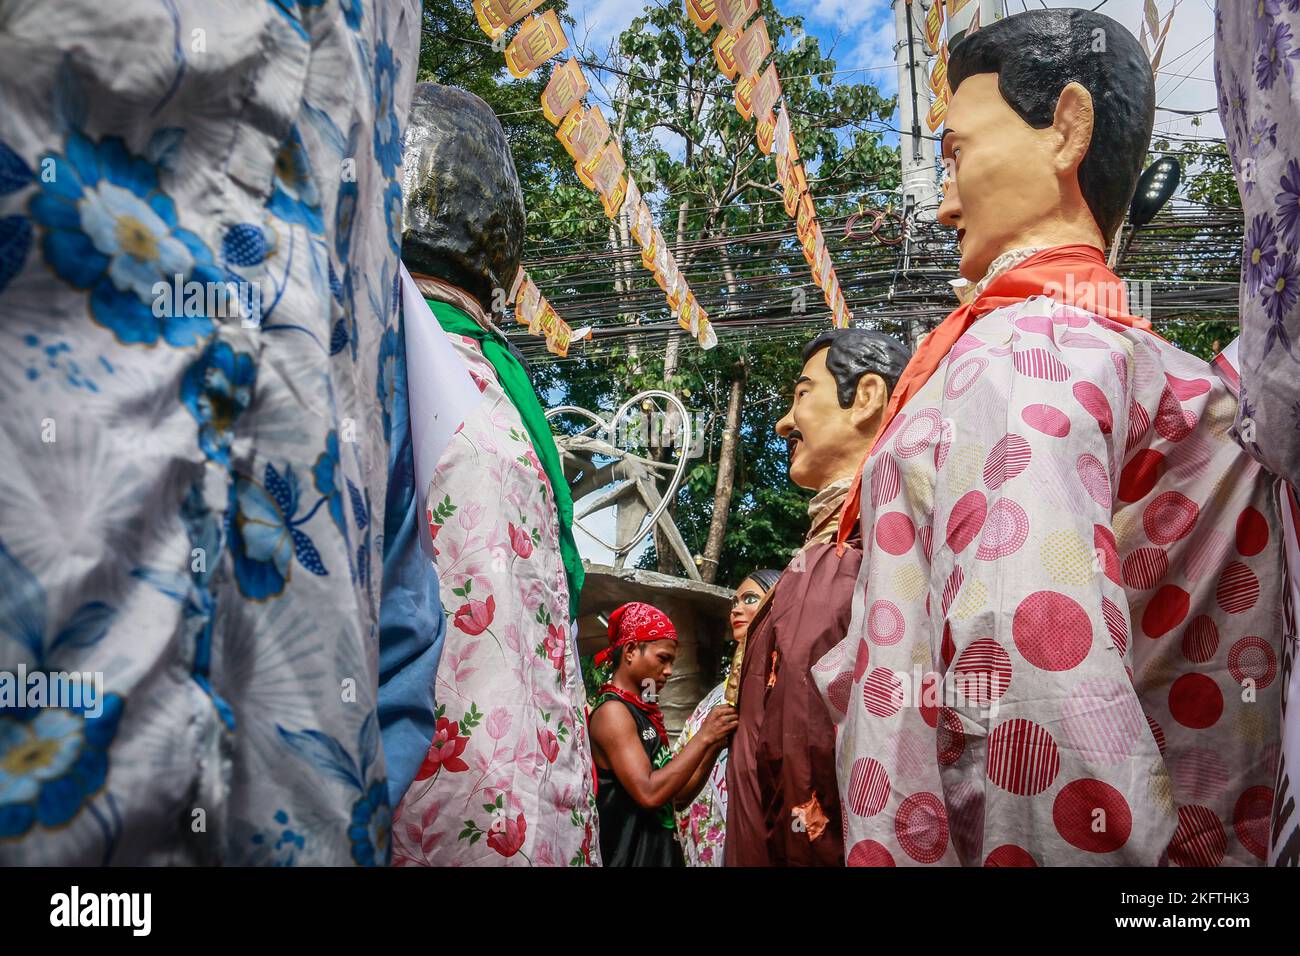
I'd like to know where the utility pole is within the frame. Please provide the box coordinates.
[892,0,940,348]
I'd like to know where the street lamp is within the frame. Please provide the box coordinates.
[1109,156,1182,268]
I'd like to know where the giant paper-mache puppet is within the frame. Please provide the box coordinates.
[725,329,908,867]
[388,84,598,867]
[811,8,1287,866]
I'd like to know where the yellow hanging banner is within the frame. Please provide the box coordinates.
[732,17,771,79]
[541,57,589,126]
[504,10,569,78]
[474,0,546,40]
[685,0,718,32]
[715,0,757,31]
[713,27,741,80]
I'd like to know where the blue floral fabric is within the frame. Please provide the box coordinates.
[1217,0,1300,483]
[0,0,421,864]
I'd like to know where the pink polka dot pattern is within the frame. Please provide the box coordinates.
[945,356,987,400]
[1180,615,1219,663]
[875,512,916,556]
[863,667,904,718]
[1072,381,1113,434]
[827,671,853,715]
[1059,679,1146,766]
[1233,786,1273,861]
[1227,636,1276,689]
[847,840,896,867]
[1122,547,1168,590]
[1125,399,1151,454]
[852,639,871,681]
[1053,779,1132,853]
[1167,805,1226,867]
[976,498,1030,560]
[936,707,965,765]
[895,792,949,863]
[847,758,891,817]
[1216,562,1259,614]
[1165,371,1210,400]
[946,490,987,553]
[984,844,1037,867]
[1143,491,1199,545]
[1013,591,1092,671]
[1076,453,1111,507]
[1021,403,1071,438]
[1094,524,1122,585]
[872,411,908,457]
[871,454,901,507]
[1013,347,1070,381]
[983,433,1032,489]
[867,600,905,646]
[953,638,1012,706]
[1155,387,1197,442]
[895,408,943,459]
[988,719,1061,795]
[934,421,954,470]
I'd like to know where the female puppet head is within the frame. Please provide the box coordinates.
[940,8,1155,282]
[400,83,526,311]
[730,569,781,642]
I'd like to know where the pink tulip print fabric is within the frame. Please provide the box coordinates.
[813,294,1286,866]
[390,331,599,867]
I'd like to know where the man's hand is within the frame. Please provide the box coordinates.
[699,704,739,746]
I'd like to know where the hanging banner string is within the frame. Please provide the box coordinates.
[473,0,718,350]
[507,265,593,357]
[686,0,853,329]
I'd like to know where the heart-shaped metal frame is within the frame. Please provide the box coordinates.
[546,389,693,557]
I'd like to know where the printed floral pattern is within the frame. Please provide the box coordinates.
[390,329,599,867]
[0,0,421,864]
[672,682,729,867]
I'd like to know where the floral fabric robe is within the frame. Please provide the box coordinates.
[1216,0,1300,866]
[390,325,599,867]
[0,0,419,864]
[673,681,729,866]
[813,291,1286,866]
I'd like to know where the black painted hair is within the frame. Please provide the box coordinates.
[745,569,782,593]
[401,83,526,310]
[947,8,1155,239]
[802,329,910,410]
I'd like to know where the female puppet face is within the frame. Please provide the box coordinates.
[729,577,766,641]
[938,73,1078,283]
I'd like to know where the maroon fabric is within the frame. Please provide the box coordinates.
[724,540,862,866]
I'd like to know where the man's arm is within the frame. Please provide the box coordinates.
[673,739,725,808]
[590,703,734,810]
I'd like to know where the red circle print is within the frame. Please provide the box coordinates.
[975,498,1030,561]
[875,512,916,556]
[919,673,941,728]
[1118,449,1166,503]
[946,490,987,553]
[1216,562,1260,614]
[1072,381,1114,434]
[863,668,905,718]
[1180,616,1219,664]
[1168,673,1224,729]
[1122,547,1169,590]
[895,408,944,458]
[895,792,949,864]
[1146,715,1167,756]
[1167,805,1226,867]
[982,433,1032,489]
[873,412,908,457]
[1094,525,1122,585]
[1234,786,1273,860]
[1013,591,1093,671]
[871,454,902,507]
[853,639,871,682]
[936,707,965,765]
[1102,597,1128,656]
[1235,507,1269,556]
[847,758,891,817]
[941,622,956,667]
[1141,585,1190,638]
[984,844,1037,867]
[1143,491,1199,545]
[847,840,896,867]
[1022,403,1071,438]
[867,600,906,646]
[1076,453,1112,506]
[953,638,1013,705]
[1053,779,1132,853]
[987,719,1061,796]
[1228,636,1277,689]
[827,672,853,715]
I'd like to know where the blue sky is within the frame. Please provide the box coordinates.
[565,0,1222,145]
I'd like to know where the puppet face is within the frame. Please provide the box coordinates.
[729,577,766,641]
[776,348,883,493]
[938,73,1073,283]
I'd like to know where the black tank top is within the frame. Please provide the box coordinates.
[593,694,684,867]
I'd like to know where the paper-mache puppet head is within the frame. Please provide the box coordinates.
[941,8,1155,281]
[401,83,526,311]
[776,329,910,492]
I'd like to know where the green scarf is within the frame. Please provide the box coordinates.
[426,298,584,620]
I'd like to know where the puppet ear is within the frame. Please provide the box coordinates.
[849,372,888,431]
[1052,81,1095,178]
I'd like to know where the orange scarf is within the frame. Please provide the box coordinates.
[836,243,1153,552]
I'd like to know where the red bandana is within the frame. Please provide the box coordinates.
[593,601,677,667]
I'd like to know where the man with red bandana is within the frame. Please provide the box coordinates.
[813,8,1287,866]
[589,602,737,866]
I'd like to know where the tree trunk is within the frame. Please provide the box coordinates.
[700,362,745,584]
